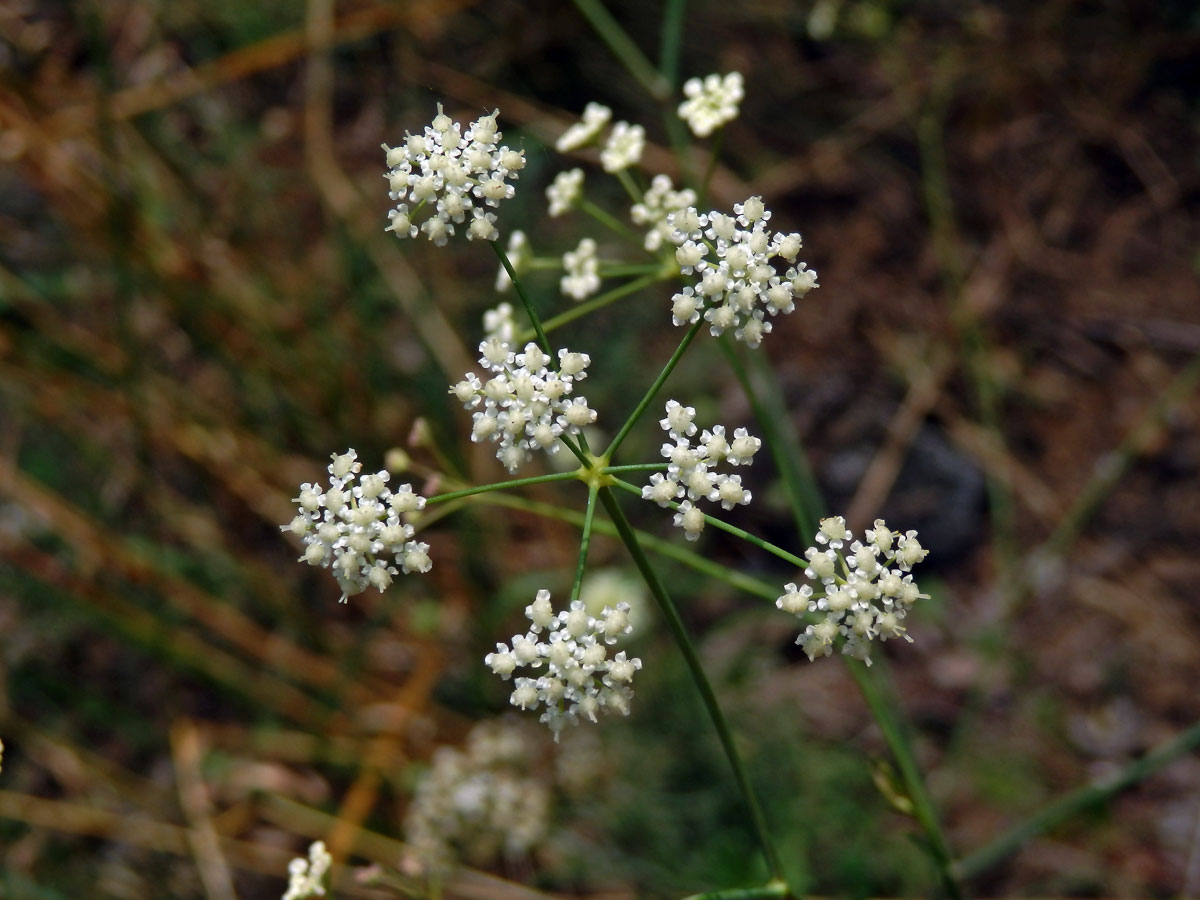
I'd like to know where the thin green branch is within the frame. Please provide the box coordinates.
[570,0,671,100]
[680,881,789,900]
[532,272,665,338]
[605,317,705,459]
[491,238,591,467]
[597,486,785,884]
[425,471,581,505]
[658,0,686,91]
[609,478,807,570]
[718,337,822,542]
[845,658,964,900]
[474,490,779,602]
[582,198,641,241]
[955,717,1200,881]
[569,483,599,603]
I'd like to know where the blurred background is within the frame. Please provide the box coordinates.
[1,0,1199,897]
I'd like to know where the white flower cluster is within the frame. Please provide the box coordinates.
[555,102,611,152]
[383,105,525,246]
[554,102,645,172]
[485,590,642,739]
[451,340,597,472]
[282,840,331,900]
[561,237,600,300]
[282,450,431,603]
[678,72,745,138]
[668,196,818,347]
[403,721,551,869]
[642,400,760,541]
[630,174,698,252]
[546,167,584,217]
[776,516,929,665]
[481,301,517,341]
[600,121,645,172]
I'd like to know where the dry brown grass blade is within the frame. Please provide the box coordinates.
[38,0,484,136]
[0,788,389,894]
[0,439,381,706]
[170,719,238,900]
[261,794,563,900]
[0,533,333,730]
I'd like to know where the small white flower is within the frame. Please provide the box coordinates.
[486,591,641,739]
[282,841,332,900]
[780,517,929,666]
[678,72,744,138]
[547,168,584,217]
[556,102,612,152]
[383,105,525,244]
[600,122,645,172]
[282,451,430,602]
[561,237,601,300]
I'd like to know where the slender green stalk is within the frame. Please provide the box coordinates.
[718,337,822,542]
[569,483,599,603]
[658,0,686,90]
[681,882,788,900]
[597,487,785,883]
[605,317,705,458]
[615,167,644,204]
[1038,352,1200,565]
[582,198,641,241]
[491,238,591,466]
[609,478,807,570]
[699,126,725,204]
[846,658,964,900]
[571,0,671,99]
[425,471,582,505]
[490,239,554,360]
[602,463,667,474]
[476,490,779,602]
[955,717,1200,881]
[533,272,664,337]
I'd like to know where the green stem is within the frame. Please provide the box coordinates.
[681,882,789,900]
[658,0,686,91]
[425,471,582,505]
[569,483,599,603]
[570,0,671,100]
[582,198,640,241]
[609,478,807,570]
[845,658,964,900]
[699,127,725,205]
[532,272,665,338]
[475,490,779,602]
[718,337,822,543]
[602,463,667,474]
[597,487,785,883]
[490,239,554,360]
[490,238,591,467]
[955,717,1200,881]
[605,317,705,458]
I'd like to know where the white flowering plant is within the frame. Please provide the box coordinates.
[280,33,960,900]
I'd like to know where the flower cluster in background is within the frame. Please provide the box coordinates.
[485,590,641,739]
[451,340,597,472]
[642,400,760,540]
[282,841,331,900]
[383,105,525,245]
[281,450,430,602]
[668,196,818,347]
[403,721,551,870]
[678,71,745,138]
[630,174,698,252]
[776,516,929,665]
